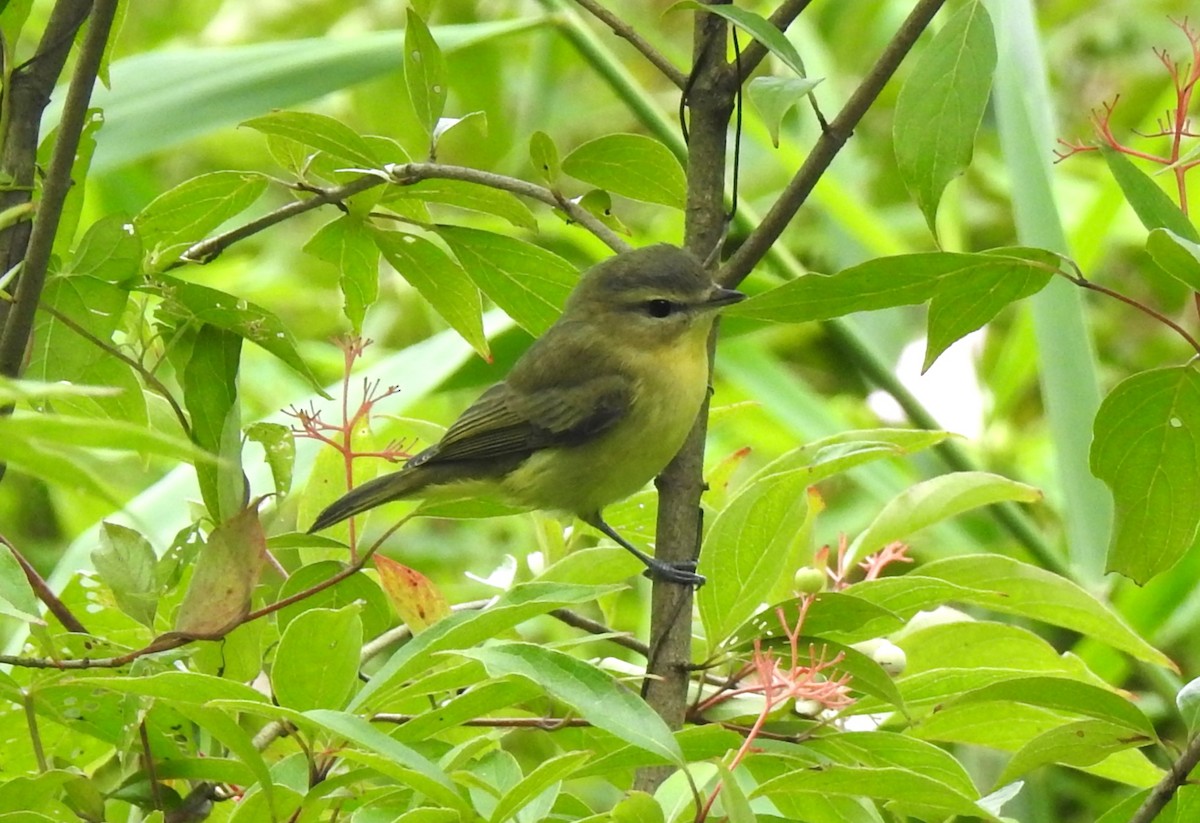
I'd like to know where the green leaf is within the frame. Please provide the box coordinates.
[437,226,575,335]
[753,764,996,821]
[924,254,1053,370]
[727,250,1044,324]
[885,555,1173,668]
[1101,146,1200,241]
[945,676,1155,738]
[176,324,243,521]
[576,189,630,235]
[275,562,391,640]
[727,592,907,650]
[747,76,823,148]
[698,467,813,648]
[489,750,592,823]
[1178,676,1200,736]
[995,719,1152,788]
[65,215,141,284]
[847,471,1042,564]
[86,671,270,705]
[0,413,216,463]
[27,274,145,423]
[0,542,41,623]
[373,229,488,359]
[91,522,159,627]
[153,274,326,394]
[302,709,467,811]
[1091,365,1200,583]
[245,422,295,498]
[747,428,952,485]
[304,214,380,332]
[241,110,380,169]
[561,134,686,209]
[0,377,119,405]
[530,130,561,185]
[674,1,808,78]
[351,581,617,711]
[405,9,447,138]
[134,171,268,266]
[169,503,265,639]
[272,605,363,711]
[1146,227,1200,291]
[806,731,979,799]
[894,1,996,233]
[387,178,537,230]
[459,642,683,764]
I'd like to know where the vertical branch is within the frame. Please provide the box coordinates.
[636,1,735,792]
[0,0,120,380]
[0,0,93,337]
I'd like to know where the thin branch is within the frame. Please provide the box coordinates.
[0,0,92,337]
[550,607,650,656]
[1129,730,1200,823]
[736,0,816,80]
[1063,270,1200,355]
[569,0,688,88]
[0,0,120,378]
[720,0,950,287]
[176,162,629,271]
[1,533,87,633]
[36,302,192,438]
[384,162,630,252]
[173,174,388,268]
[371,713,591,730]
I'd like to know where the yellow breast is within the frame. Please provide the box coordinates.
[499,324,712,516]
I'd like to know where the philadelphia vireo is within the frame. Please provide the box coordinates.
[309,244,744,586]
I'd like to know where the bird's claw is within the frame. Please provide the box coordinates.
[642,559,705,588]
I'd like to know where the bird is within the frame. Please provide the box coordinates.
[308,243,745,586]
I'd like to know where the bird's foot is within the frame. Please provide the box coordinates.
[642,559,706,588]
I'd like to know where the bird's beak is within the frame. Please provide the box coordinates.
[704,286,746,308]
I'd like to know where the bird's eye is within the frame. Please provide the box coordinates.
[646,299,674,318]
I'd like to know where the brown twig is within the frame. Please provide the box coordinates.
[176,161,630,272]
[172,175,388,268]
[1062,269,1200,356]
[550,607,650,656]
[569,0,689,89]
[1,533,87,633]
[0,0,92,343]
[1128,729,1200,823]
[720,0,950,287]
[371,713,590,730]
[0,0,121,378]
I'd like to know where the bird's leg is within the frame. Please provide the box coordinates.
[586,515,706,587]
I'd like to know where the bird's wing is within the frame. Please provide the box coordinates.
[415,374,632,466]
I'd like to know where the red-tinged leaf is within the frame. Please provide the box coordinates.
[375,554,450,633]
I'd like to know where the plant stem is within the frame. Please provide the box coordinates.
[720,0,950,286]
[0,0,92,341]
[569,0,688,88]
[0,0,120,379]
[1129,729,1200,823]
[1,533,88,633]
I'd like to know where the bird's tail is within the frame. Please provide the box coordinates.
[307,467,426,533]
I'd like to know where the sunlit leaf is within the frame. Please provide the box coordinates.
[561,134,686,209]
[894,1,996,233]
[1091,365,1200,583]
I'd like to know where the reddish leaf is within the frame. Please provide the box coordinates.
[375,555,449,633]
